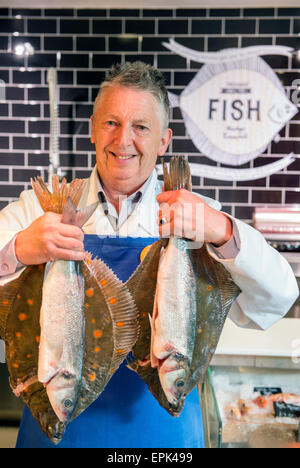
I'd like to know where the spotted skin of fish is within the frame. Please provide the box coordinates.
[0,264,66,444]
[0,176,140,444]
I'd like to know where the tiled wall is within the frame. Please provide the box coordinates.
[0,7,299,221]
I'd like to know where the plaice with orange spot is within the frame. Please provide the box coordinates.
[0,175,141,444]
[125,156,241,418]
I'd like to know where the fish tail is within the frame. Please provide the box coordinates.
[166,156,192,192]
[61,197,98,228]
[31,175,88,214]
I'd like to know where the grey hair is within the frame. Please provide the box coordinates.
[93,61,170,130]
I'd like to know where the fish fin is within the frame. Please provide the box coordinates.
[84,253,140,368]
[168,155,192,191]
[0,273,26,340]
[61,197,98,228]
[31,175,87,214]
[168,91,180,108]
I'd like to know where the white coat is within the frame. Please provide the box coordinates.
[0,166,298,334]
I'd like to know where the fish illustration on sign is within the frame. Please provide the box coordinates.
[0,176,140,444]
[160,40,298,181]
[126,156,241,416]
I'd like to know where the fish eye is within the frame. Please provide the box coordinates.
[63,399,73,409]
[175,379,186,388]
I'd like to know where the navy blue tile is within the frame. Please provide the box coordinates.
[109,37,139,52]
[219,190,248,203]
[144,9,173,17]
[60,53,89,68]
[0,152,24,165]
[13,136,41,151]
[192,20,222,34]
[77,9,107,17]
[44,36,73,51]
[93,19,122,34]
[0,36,8,50]
[207,37,238,51]
[60,19,89,34]
[126,19,155,34]
[0,137,9,150]
[28,153,49,166]
[142,37,169,52]
[0,120,25,133]
[242,37,273,47]
[210,8,240,17]
[57,71,74,85]
[60,87,89,102]
[28,53,57,68]
[12,9,42,16]
[0,104,8,116]
[13,70,41,84]
[159,19,188,34]
[28,19,56,34]
[0,167,9,179]
[45,9,74,16]
[225,19,256,34]
[28,87,50,101]
[12,36,41,51]
[252,190,282,203]
[93,54,122,68]
[278,8,300,16]
[109,9,139,17]
[77,37,105,51]
[176,9,206,17]
[60,153,88,166]
[12,103,40,117]
[0,53,24,67]
[0,183,24,197]
[0,70,8,82]
[29,120,50,134]
[60,121,89,135]
[5,87,24,100]
[243,8,274,16]
[77,71,106,85]
[13,168,41,182]
[294,19,300,34]
[0,19,24,33]
[259,19,290,34]
[75,104,93,119]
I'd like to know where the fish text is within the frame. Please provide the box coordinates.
[208,99,261,122]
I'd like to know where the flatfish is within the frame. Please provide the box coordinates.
[0,176,140,444]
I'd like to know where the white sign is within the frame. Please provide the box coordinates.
[163,41,298,181]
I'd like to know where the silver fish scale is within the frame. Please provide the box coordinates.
[155,238,197,362]
[38,260,85,383]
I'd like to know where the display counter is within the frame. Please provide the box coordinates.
[200,317,300,448]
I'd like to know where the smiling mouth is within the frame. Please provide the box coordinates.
[109,151,137,160]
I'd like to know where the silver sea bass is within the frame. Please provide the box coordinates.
[150,157,196,410]
[31,176,97,423]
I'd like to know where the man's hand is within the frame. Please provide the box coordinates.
[157,189,233,246]
[15,212,85,266]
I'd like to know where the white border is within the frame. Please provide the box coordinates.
[1,0,300,9]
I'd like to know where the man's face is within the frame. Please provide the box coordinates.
[91,84,172,196]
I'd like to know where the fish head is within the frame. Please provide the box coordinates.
[46,421,67,445]
[46,371,80,423]
[158,352,190,410]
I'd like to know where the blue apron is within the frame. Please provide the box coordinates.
[16,236,204,448]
